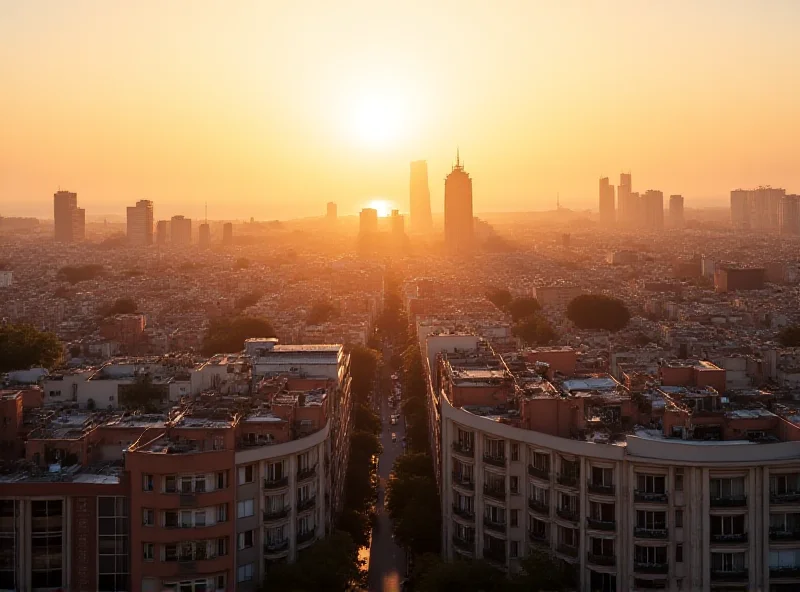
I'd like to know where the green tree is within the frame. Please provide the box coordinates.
[56,264,105,284]
[414,555,505,592]
[508,547,574,591]
[234,257,250,269]
[234,291,263,310]
[353,403,381,436]
[486,287,513,309]
[0,323,62,372]
[386,453,441,555]
[566,294,631,332]
[104,297,137,316]
[512,314,556,346]
[778,325,800,347]
[348,345,381,403]
[507,297,541,322]
[119,374,164,412]
[306,301,340,325]
[201,316,275,355]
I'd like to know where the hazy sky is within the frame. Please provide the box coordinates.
[2,0,800,220]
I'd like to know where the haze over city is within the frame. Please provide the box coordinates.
[3,0,800,219]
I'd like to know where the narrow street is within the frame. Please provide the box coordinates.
[367,378,407,592]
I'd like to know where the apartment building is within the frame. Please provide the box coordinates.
[429,336,800,592]
[0,344,352,592]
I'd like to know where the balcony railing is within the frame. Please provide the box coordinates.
[452,472,475,490]
[710,532,748,544]
[634,563,669,574]
[710,569,748,582]
[770,566,800,578]
[296,530,316,545]
[770,528,800,541]
[587,517,616,531]
[452,442,474,457]
[452,505,475,521]
[483,485,506,502]
[556,544,578,558]
[452,535,474,552]
[483,547,506,564]
[264,477,289,490]
[528,498,549,516]
[556,507,579,523]
[634,526,668,539]
[297,465,317,481]
[262,507,290,522]
[297,496,316,512]
[528,530,549,546]
[483,517,506,534]
[483,454,506,468]
[179,494,197,507]
[587,482,615,495]
[557,473,578,488]
[771,491,800,504]
[589,553,616,567]
[528,465,550,480]
[710,495,747,507]
[264,540,289,554]
[634,490,668,503]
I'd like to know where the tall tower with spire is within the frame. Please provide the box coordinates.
[444,148,474,253]
[409,160,432,233]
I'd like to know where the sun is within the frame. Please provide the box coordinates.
[349,93,408,148]
[367,199,394,217]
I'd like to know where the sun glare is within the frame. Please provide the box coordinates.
[367,199,394,217]
[349,93,408,148]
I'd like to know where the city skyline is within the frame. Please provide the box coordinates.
[4,2,800,218]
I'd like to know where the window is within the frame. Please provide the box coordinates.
[711,514,745,536]
[635,545,667,566]
[483,436,505,460]
[637,474,666,494]
[510,540,519,558]
[142,509,154,526]
[531,451,550,472]
[511,443,519,461]
[143,543,154,561]
[98,496,128,592]
[558,525,578,547]
[194,510,206,527]
[484,504,505,524]
[636,510,666,530]
[510,510,519,527]
[238,465,254,485]
[142,474,154,491]
[238,563,254,583]
[591,466,613,487]
[712,552,746,573]
[216,504,228,522]
[559,492,578,513]
[164,511,178,528]
[675,469,684,491]
[591,537,614,556]
[510,476,519,494]
[238,530,254,550]
[676,544,683,563]
[265,461,286,482]
[216,471,227,489]
[217,575,226,590]
[675,509,683,528]
[164,475,177,493]
[456,428,474,450]
[217,537,229,557]
[237,499,254,518]
[531,485,548,504]
[710,477,745,500]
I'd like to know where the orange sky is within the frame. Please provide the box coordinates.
[2,0,800,220]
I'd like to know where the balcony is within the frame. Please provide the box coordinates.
[556,544,578,558]
[452,442,474,458]
[483,485,506,502]
[483,454,506,468]
[770,529,800,541]
[556,507,579,523]
[262,507,290,522]
[297,496,316,513]
[179,494,197,507]
[452,535,474,552]
[297,465,317,481]
[589,554,616,567]
[528,530,549,547]
[483,547,506,565]
[771,492,800,505]
[587,482,615,496]
[483,517,506,534]
[770,566,800,578]
[264,540,289,555]
[264,477,289,490]
[528,498,549,516]
[296,530,316,545]
[528,465,550,480]
[634,563,668,575]
[557,473,578,488]
[710,495,747,508]
[634,527,668,539]
[452,505,475,521]
[634,491,668,504]
[452,472,475,490]
[587,517,616,532]
[710,532,747,544]
[710,570,748,582]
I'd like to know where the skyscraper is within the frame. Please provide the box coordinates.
[53,190,85,242]
[444,150,473,253]
[598,177,615,225]
[617,173,632,226]
[669,195,684,228]
[359,208,378,236]
[390,209,405,237]
[409,160,432,233]
[780,194,800,235]
[156,220,168,244]
[642,190,664,230]
[326,202,337,222]
[222,222,233,244]
[730,187,785,230]
[199,223,211,248]
[170,215,192,245]
[126,200,154,245]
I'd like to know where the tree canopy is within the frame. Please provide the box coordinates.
[566,293,631,332]
[348,345,381,403]
[234,291,263,311]
[119,374,164,412]
[507,297,541,322]
[103,297,138,316]
[306,301,340,325]
[201,316,275,355]
[56,264,104,284]
[486,287,513,309]
[778,325,800,347]
[386,452,441,555]
[512,314,555,346]
[0,323,62,372]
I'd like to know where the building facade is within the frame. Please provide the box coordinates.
[444,151,474,254]
[127,200,154,245]
[359,208,378,236]
[669,195,684,228]
[53,190,86,243]
[410,160,432,233]
[170,216,192,246]
[599,177,616,226]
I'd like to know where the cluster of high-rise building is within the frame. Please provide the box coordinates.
[599,174,682,230]
[730,187,800,234]
[53,190,86,243]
